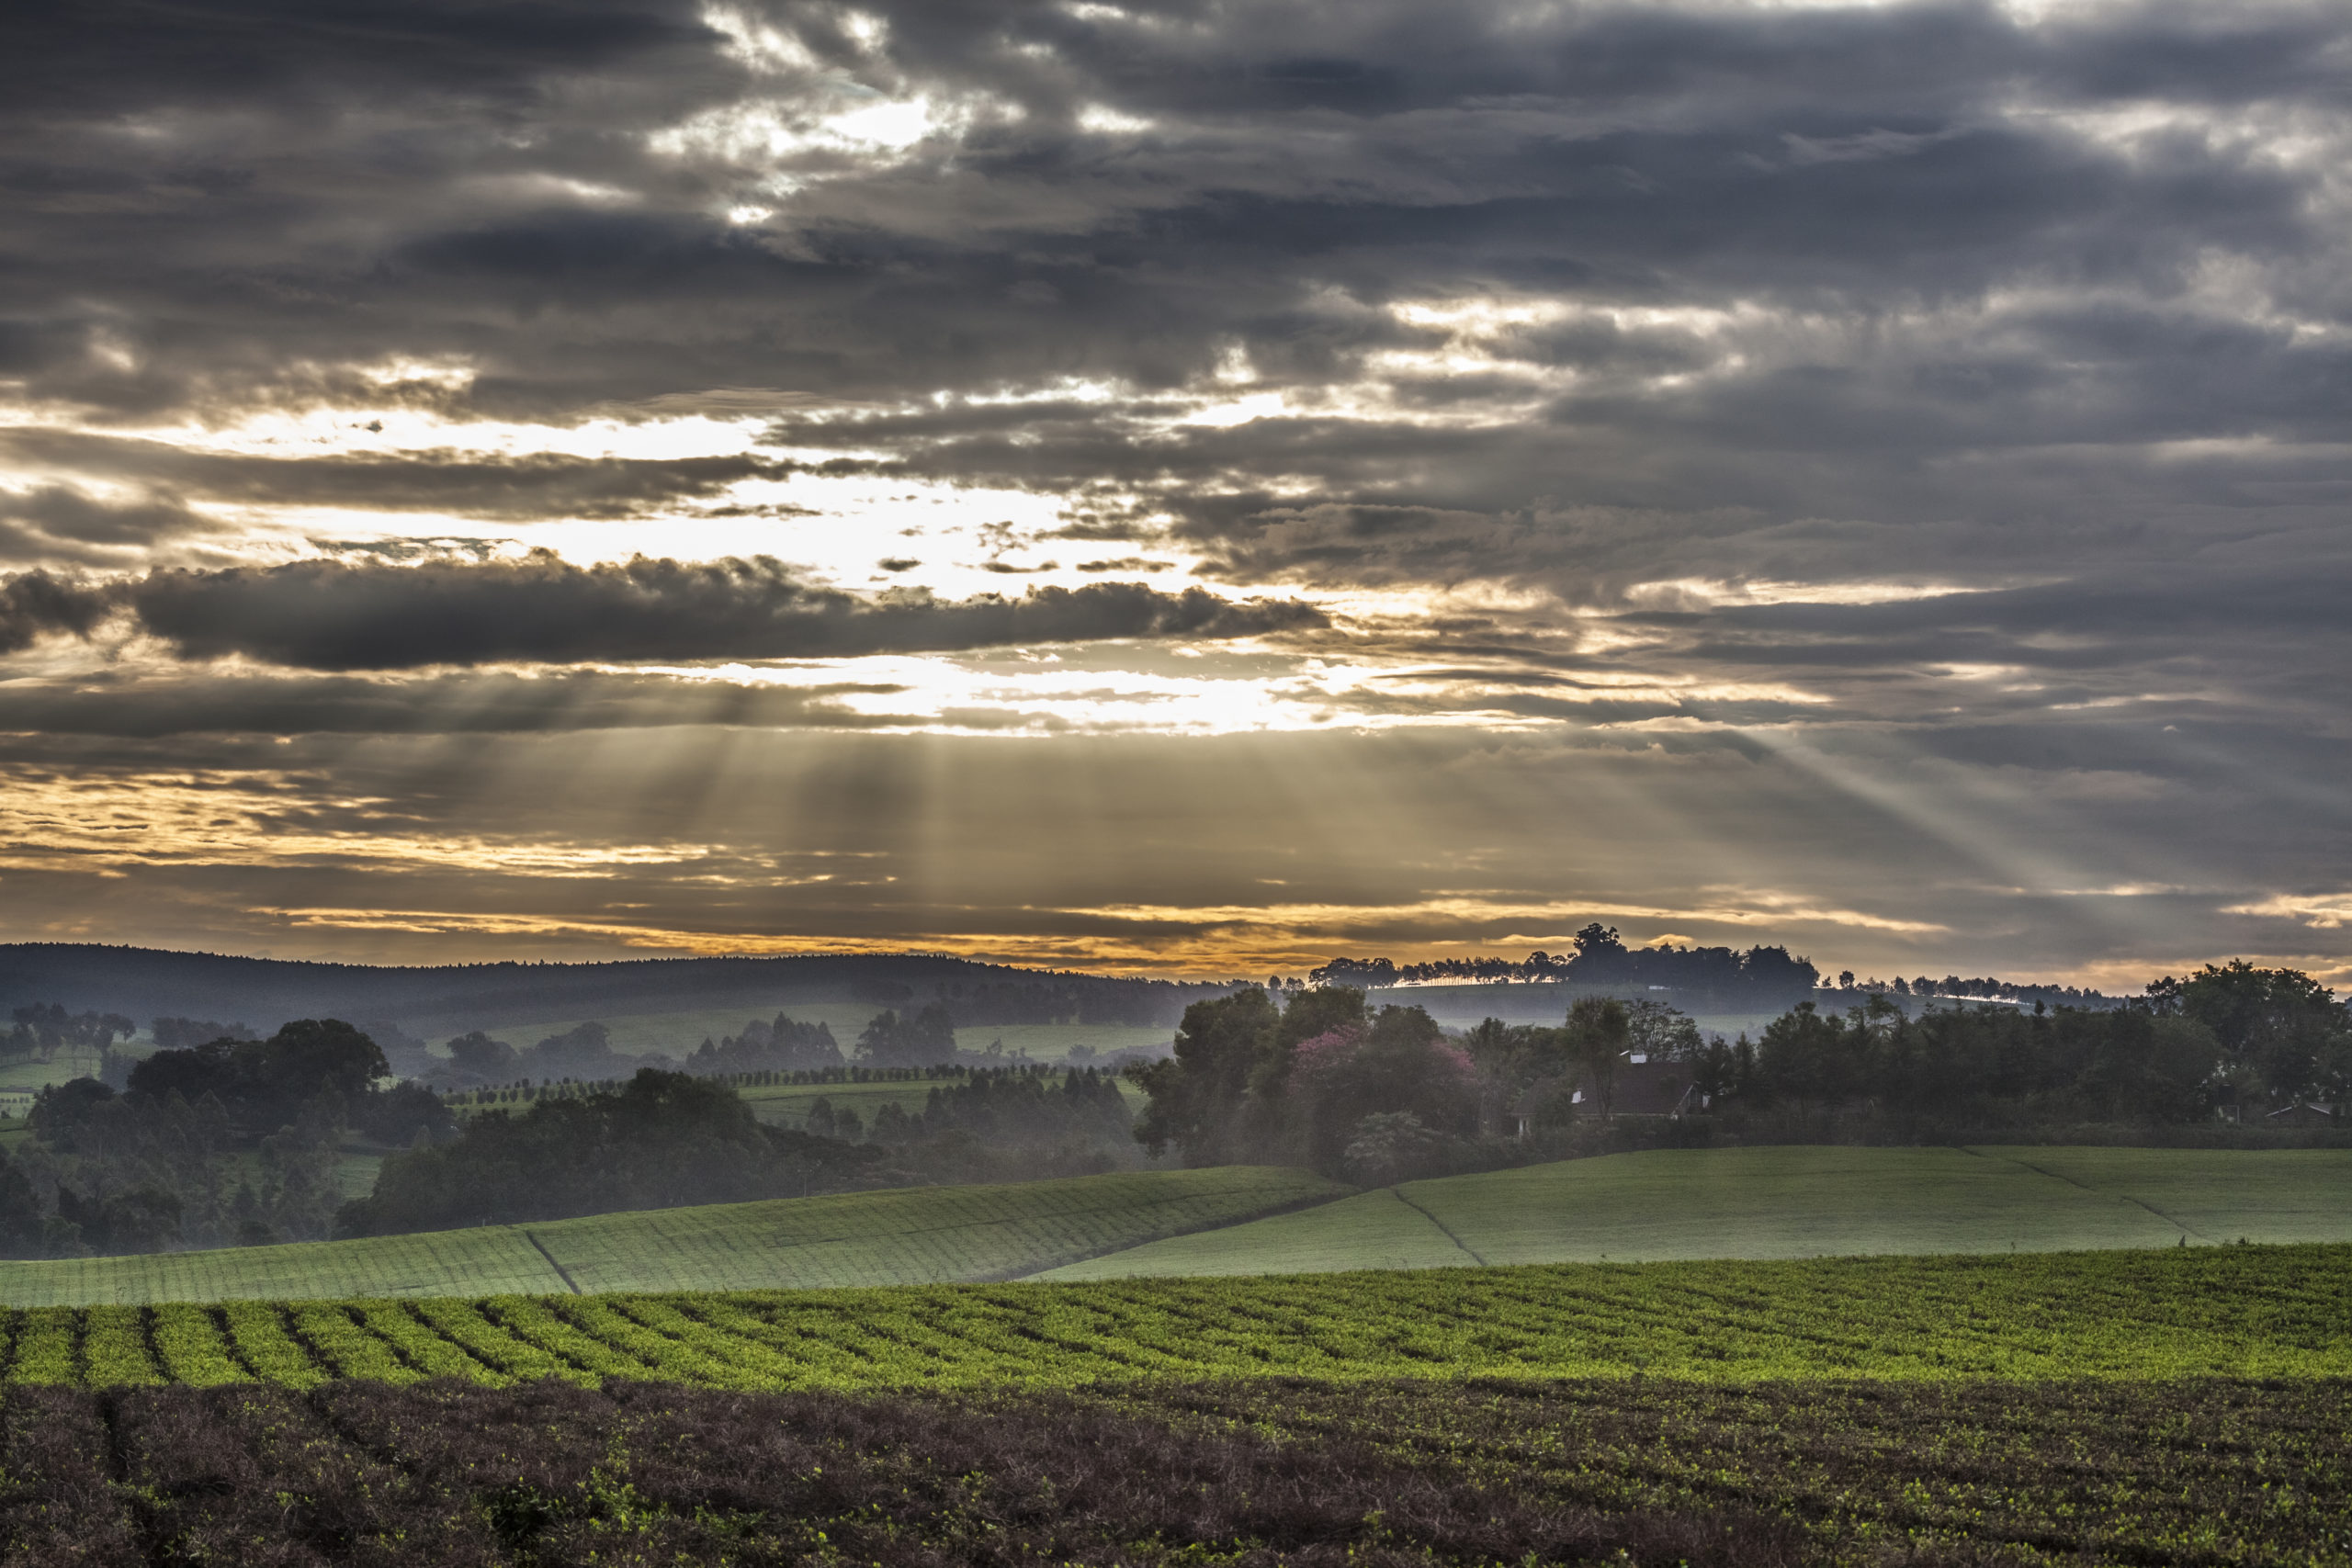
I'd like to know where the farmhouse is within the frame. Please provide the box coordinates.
[1509,1054,1704,1134]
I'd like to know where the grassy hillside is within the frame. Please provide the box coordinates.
[0,1166,1344,1307]
[1040,1145,2352,1280]
[13,1242,2351,1392]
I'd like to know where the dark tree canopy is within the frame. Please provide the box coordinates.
[856,1005,958,1068]
[1128,987,1285,1165]
[126,1018,387,1134]
[338,1067,880,1235]
[2149,962,2347,1099]
[1290,1004,1475,1174]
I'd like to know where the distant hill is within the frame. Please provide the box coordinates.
[0,944,1237,1037]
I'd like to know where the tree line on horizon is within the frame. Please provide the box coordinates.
[1304,923,2125,1011]
[1126,959,2351,1186]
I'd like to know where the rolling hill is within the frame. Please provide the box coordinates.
[0,1166,1345,1307]
[1037,1145,2352,1280]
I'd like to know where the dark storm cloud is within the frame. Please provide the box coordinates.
[0,430,799,522]
[120,553,1324,670]
[0,570,116,654]
[1,0,2347,983]
[0,485,208,564]
[0,0,2338,427]
[0,0,2341,600]
[0,668,911,737]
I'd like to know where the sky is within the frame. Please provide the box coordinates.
[0,0,2347,990]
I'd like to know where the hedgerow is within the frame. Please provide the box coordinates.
[76,1303,159,1386]
[7,1307,76,1385]
[220,1300,326,1389]
[150,1303,244,1385]
[409,1298,585,1385]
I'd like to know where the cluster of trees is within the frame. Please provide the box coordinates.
[1826,973,2121,1010]
[1127,961,2352,1187]
[809,1066,1132,1148]
[1125,987,1667,1181]
[148,1015,258,1050]
[2146,962,2347,1103]
[1457,997,1702,1126]
[1703,999,2206,1124]
[439,1021,640,1084]
[337,1068,882,1235]
[1707,961,2349,1126]
[1307,925,1819,1005]
[855,1006,960,1068]
[688,1013,844,1074]
[4,1004,138,1066]
[853,1065,1143,1184]
[0,1019,454,1257]
[10,1085,345,1252]
[1131,987,1497,1181]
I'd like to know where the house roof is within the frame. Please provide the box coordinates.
[1605,1058,1696,1116]
[1510,1056,1696,1117]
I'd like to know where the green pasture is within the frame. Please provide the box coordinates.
[0,1051,117,1093]
[0,1166,1342,1307]
[1041,1145,2352,1280]
[453,1068,1148,1129]
[335,1152,383,1201]
[451,1075,974,1125]
[421,1005,1171,1066]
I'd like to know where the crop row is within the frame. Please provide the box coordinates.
[3,1242,2348,1393]
[1,1371,2345,1564]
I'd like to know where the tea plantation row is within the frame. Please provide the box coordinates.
[5,1371,2343,1564]
[12,1243,2350,1393]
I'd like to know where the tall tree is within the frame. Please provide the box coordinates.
[2150,962,2346,1101]
[1564,996,1631,1120]
[1127,987,1283,1165]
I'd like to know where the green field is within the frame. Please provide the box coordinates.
[1042,1145,2352,1280]
[0,1050,117,1095]
[448,1069,1149,1131]
[449,1074,972,1125]
[0,1166,1342,1307]
[422,1004,1170,1065]
[13,1242,2351,1392]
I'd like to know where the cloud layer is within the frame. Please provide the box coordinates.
[123,554,1321,669]
[0,0,2346,983]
